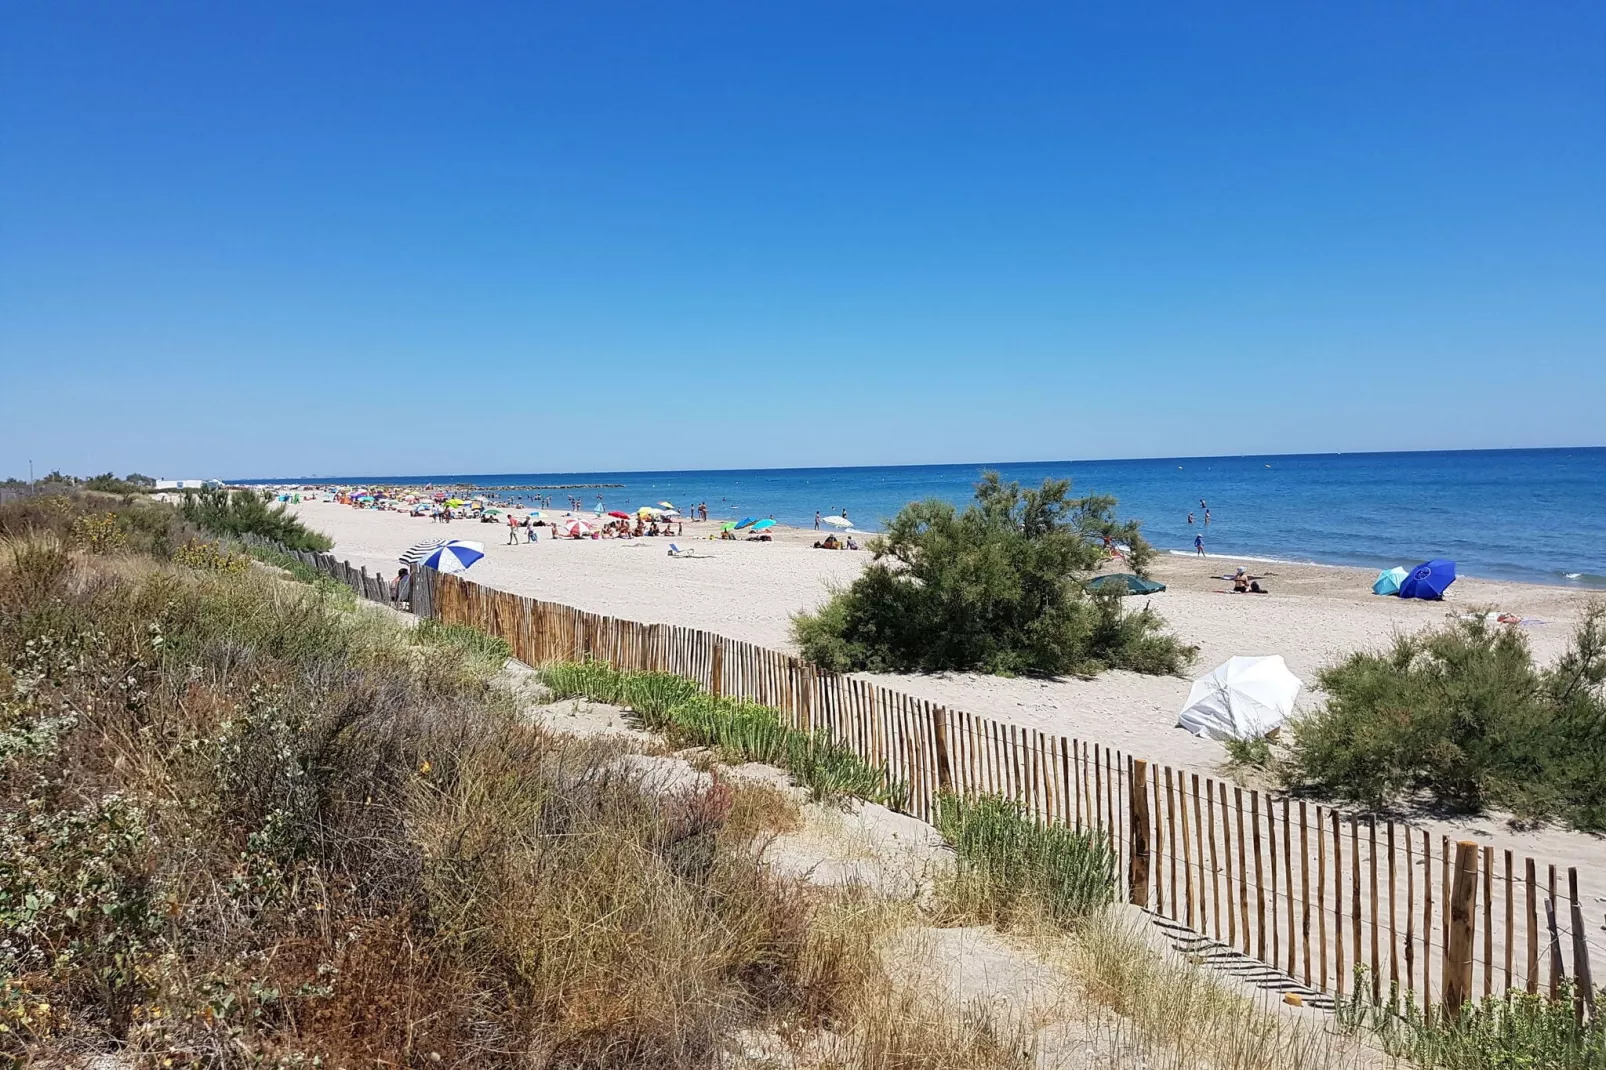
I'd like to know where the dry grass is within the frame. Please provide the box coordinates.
[1064,911,1382,1070]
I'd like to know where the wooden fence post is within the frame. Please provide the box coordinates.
[1129,759,1151,907]
[1569,868,1596,1023]
[932,708,954,795]
[1443,840,1479,1017]
[711,640,724,698]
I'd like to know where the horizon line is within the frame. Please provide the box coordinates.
[223,442,1606,485]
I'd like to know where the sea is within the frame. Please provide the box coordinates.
[239,447,1606,588]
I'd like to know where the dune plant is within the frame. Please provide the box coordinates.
[538,660,907,808]
[1285,605,1606,829]
[0,535,888,1066]
[933,792,1117,927]
[791,472,1194,677]
[180,487,333,552]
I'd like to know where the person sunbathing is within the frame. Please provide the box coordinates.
[1232,567,1269,593]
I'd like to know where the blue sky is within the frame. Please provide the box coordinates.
[3,2,1603,480]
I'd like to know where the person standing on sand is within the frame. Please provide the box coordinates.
[1195,533,1205,556]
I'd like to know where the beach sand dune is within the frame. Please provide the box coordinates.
[290,500,1605,895]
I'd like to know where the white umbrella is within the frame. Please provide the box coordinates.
[819,515,852,528]
[1177,655,1301,742]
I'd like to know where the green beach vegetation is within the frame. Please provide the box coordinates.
[538,660,906,808]
[1280,607,1606,831]
[180,486,334,552]
[792,472,1195,677]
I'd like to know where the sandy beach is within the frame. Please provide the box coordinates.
[288,498,1606,896]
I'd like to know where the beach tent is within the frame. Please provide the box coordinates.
[399,539,485,575]
[1372,567,1408,596]
[1087,573,1166,596]
[1178,655,1301,742]
[1399,559,1457,600]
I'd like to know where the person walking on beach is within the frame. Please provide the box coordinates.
[526,516,538,543]
[507,513,520,545]
[1194,533,1205,556]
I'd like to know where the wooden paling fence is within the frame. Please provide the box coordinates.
[277,546,1599,1021]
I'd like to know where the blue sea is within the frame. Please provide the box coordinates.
[240,448,1606,588]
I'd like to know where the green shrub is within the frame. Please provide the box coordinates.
[1285,605,1606,829]
[791,472,1194,677]
[934,792,1116,926]
[180,488,333,552]
[1222,734,1274,772]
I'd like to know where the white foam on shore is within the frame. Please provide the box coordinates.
[1166,549,1327,567]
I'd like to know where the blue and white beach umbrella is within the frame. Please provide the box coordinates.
[400,539,486,575]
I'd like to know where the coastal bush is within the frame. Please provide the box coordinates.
[180,486,333,552]
[792,472,1194,677]
[933,792,1116,927]
[1284,605,1606,829]
[538,660,907,808]
[0,492,186,558]
[0,533,888,1067]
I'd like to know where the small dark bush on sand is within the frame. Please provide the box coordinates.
[792,472,1194,678]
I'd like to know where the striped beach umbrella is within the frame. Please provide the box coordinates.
[400,539,485,574]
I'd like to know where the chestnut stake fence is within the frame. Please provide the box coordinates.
[276,547,1598,1022]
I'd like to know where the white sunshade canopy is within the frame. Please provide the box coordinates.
[1177,655,1301,742]
[819,515,852,528]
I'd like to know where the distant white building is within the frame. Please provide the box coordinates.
[154,478,221,490]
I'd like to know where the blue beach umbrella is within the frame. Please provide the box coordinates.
[734,517,757,529]
[1398,559,1456,600]
[751,518,776,531]
[1372,567,1408,596]
[400,539,486,575]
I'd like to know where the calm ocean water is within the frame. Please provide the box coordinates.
[243,448,1606,588]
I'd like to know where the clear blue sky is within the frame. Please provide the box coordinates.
[3,2,1603,480]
